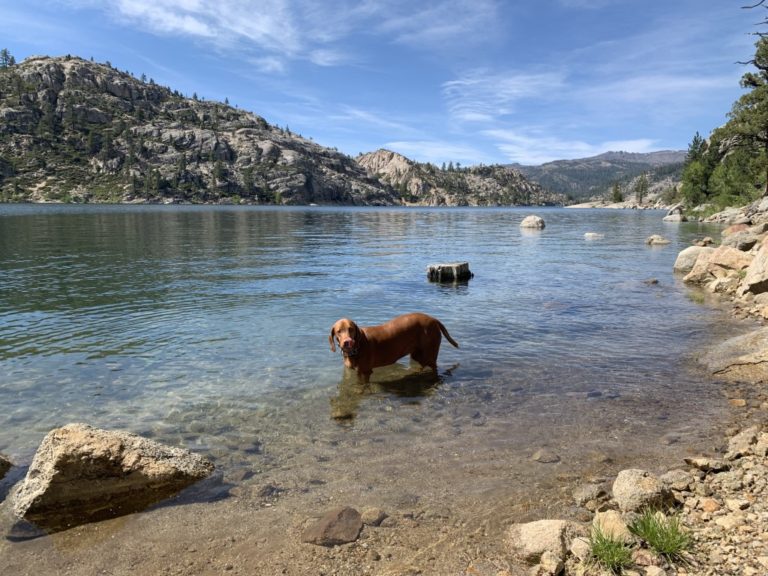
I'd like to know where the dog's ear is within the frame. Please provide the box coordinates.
[329,325,337,352]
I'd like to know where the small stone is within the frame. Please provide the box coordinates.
[729,398,747,408]
[532,448,560,464]
[569,537,591,562]
[725,498,750,512]
[714,514,744,530]
[572,483,604,506]
[361,507,388,527]
[699,497,721,513]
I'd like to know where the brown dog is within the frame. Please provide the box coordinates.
[329,312,458,383]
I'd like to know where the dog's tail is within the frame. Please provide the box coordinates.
[439,321,459,348]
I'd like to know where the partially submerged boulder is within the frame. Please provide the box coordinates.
[13,423,214,531]
[520,215,545,229]
[426,261,473,282]
[645,235,670,246]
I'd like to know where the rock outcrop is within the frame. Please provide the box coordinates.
[357,149,567,207]
[0,56,397,205]
[13,423,214,531]
[0,57,557,207]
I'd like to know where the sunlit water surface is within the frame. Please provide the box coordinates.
[0,205,740,494]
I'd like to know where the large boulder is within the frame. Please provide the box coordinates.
[739,238,768,296]
[506,519,585,564]
[673,246,714,274]
[13,423,214,531]
[612,469,670,512]
[698,327,768,383]
[721,230,759,251]
[684,245,752,286]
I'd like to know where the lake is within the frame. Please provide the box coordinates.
[0,205,740,509]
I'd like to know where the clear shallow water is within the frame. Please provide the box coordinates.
[0,205,738,481]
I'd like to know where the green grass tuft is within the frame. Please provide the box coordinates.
[589,526,633,574]
[628,508,691,562]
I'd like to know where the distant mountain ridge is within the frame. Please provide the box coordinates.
[357,149,567,206]
[511,150,686,201]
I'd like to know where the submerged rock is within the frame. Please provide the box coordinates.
[301,507,363,546]
[13,423,214,531]
[0,453,11,480]
[645,234,670,246]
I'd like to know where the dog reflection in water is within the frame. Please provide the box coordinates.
[329,361,458,421]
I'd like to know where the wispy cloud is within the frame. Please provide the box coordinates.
[330,106,417,135]
[377,0,500,49]
[442,70,566,122]
[66,0,501,72]
[385,140,487,165]
[484,128,657,165]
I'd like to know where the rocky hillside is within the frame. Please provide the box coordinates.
[358,149,567,206]
[513,150,686,202]
[0,55,397,205]
[0,55,557,207]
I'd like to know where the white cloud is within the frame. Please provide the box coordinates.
[485,128,657,165]
[442,70,567,122]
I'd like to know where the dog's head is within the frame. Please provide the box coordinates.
[329,318,360,355]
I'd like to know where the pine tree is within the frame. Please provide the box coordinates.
[0,48,16,68]
[634,173,649,205]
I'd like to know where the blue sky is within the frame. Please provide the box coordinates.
[0,1,762,165]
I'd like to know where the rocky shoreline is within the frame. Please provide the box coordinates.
[502,199,768,575]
